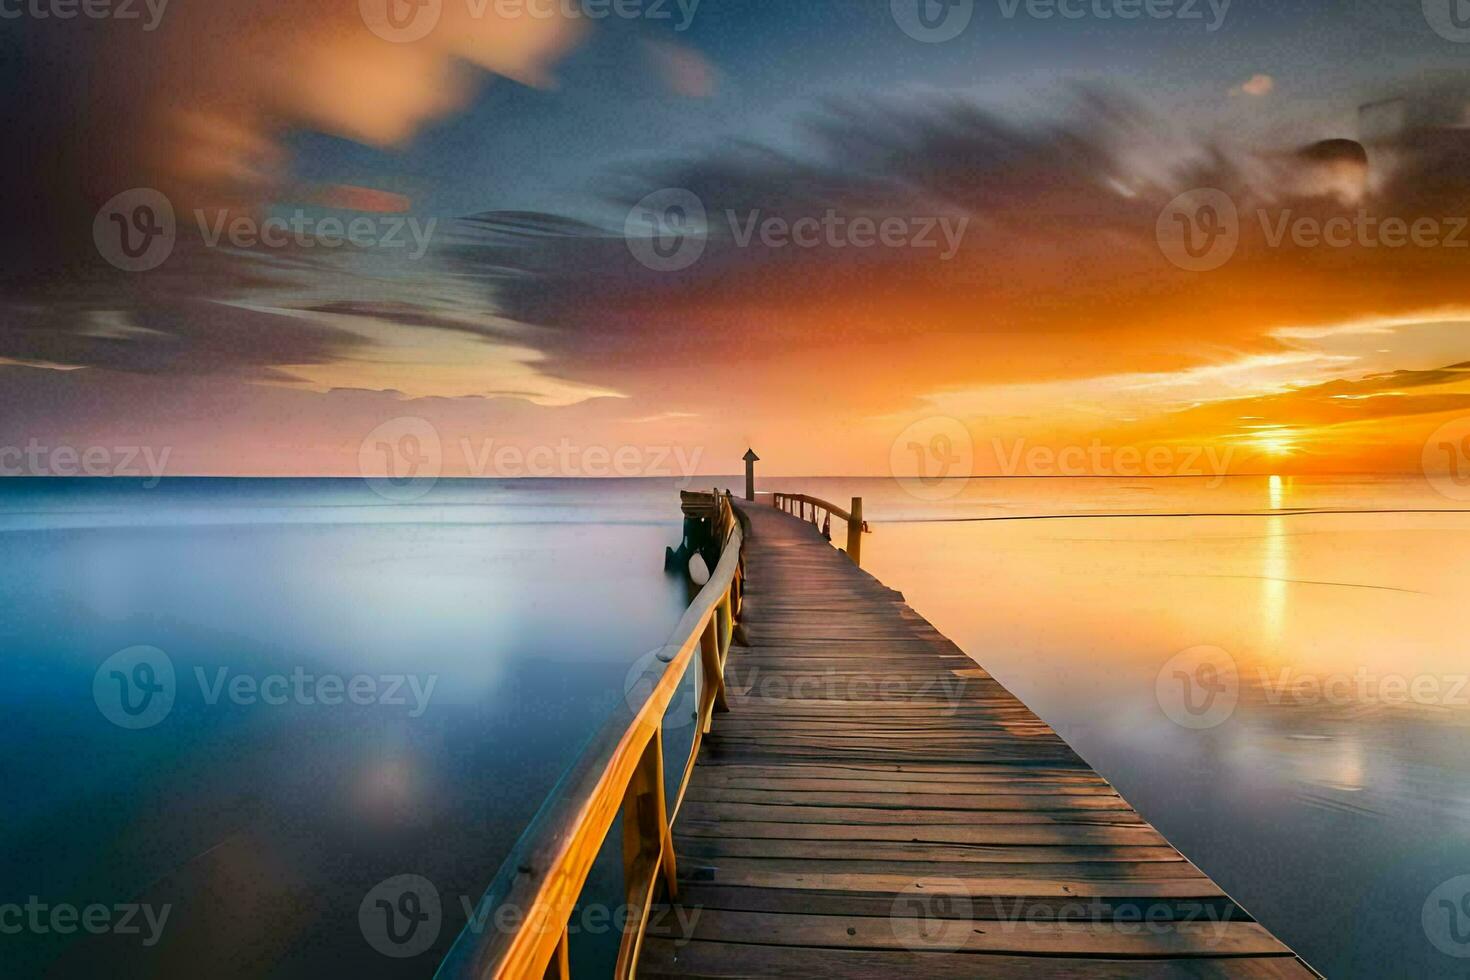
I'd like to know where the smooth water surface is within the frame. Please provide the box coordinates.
[7,474,1468,978]
[0,478,690,978]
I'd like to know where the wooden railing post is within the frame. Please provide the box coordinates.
[846,497,863,566]
[699,616,729,728]
[545,929,569,980]
[613,729,677,976]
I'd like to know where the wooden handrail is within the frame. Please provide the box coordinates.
[769,492,869,566]
[768,491,854,523]
[436,491,746,980]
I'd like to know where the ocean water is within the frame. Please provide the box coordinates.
[0,478,692,978]
[4,474,1468,978]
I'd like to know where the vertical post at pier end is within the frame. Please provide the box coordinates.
[743,449,759,502]
[847,497,863,566]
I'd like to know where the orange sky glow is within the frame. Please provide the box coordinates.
[5,5,1470,483]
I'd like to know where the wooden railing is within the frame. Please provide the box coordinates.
[770,492,870,566]
[436,491,744,980]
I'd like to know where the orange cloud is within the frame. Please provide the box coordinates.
[1233,74,1276,97]
[111,2,587,214]
[311,185,413,214]
[643,39,717,98]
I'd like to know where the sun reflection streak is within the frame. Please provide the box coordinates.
[1263,476,1289,648]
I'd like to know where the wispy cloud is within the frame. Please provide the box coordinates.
[1232,74,1275,97]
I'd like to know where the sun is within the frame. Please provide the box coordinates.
[1255,436,1298,456]
[1242,428,1303,457]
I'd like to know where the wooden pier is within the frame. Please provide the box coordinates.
[441,491,1317,979]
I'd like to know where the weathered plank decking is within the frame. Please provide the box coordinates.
[640,500,1317,978]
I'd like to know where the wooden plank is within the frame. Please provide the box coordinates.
[677,801,1152,826]
[684,857,1210,882]
[676,869,1229,899]
[639,940,1318,979]
[674,819,1170,847]
[681,787,1132,810]
[644,908,1292,956]
[674,837,1188,864]
[693,776,1120,794]
[655,883,1246,922]
[695,763,1112,783]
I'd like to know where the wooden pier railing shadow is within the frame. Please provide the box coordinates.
[439,490,1320,979]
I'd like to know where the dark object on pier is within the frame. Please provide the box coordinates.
[664,490,723,574]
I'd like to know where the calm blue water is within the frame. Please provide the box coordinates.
[7,475,1468,978]
[0,478,690,978]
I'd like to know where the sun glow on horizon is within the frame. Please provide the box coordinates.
[1253,433,1301,457]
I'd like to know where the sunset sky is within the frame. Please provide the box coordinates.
[4,0,1470,478]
